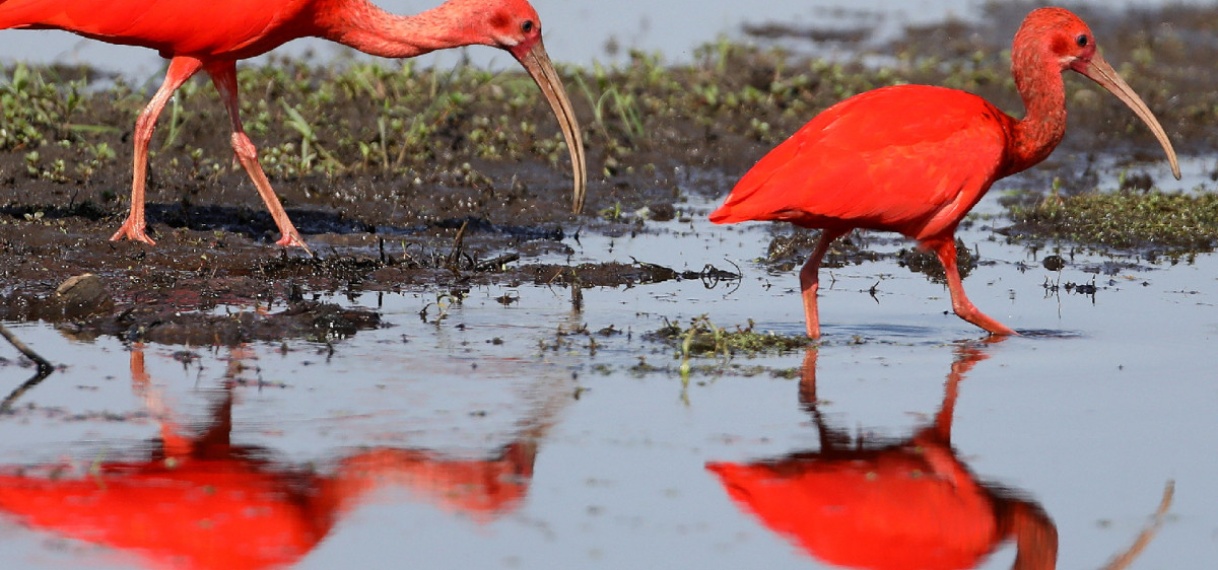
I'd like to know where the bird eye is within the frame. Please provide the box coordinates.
[1076,34,1089,47]
[521,20,535,34]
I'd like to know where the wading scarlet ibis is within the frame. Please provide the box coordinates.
[0,0,587,253]
[709,7,1180,338]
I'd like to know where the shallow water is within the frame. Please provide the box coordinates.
[0,187,1214,568]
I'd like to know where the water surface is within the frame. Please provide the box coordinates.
[0,192,1213,568]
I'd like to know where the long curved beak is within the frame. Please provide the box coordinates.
[1077,53,1180,180]
[515,39,587,213]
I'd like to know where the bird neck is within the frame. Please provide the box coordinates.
[1006,51,1068,176]
[316,0,493,59]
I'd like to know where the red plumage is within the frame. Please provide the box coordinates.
[0,0,586,253]
[0,0,314,58]
[712,85,1010,242]
[711,7,1179,338]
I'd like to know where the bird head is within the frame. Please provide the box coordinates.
[1017,7,1099,73]
[478,0,587,212]
[1016,7,1180,180]
[479,0,545,60]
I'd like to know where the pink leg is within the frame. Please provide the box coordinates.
[799,228,848,338]
[933,239,1017,336]
[206,62,311,254]
[111,56,204,245]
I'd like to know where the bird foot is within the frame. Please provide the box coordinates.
[110,221,157,246]
[957,308,1018,336]
[276,233,313,257]
[986,325,1019,337]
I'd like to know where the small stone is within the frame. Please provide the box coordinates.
[1042,255,1066,272]
[52,274,114,319]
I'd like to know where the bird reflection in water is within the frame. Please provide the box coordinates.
[0,346,556,569]
[709,342,1055,569]
[708,344,1172,570]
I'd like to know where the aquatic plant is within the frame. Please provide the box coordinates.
[1006,189,1218,256]
[650,315,811,362]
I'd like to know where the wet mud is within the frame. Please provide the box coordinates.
[1,2,1214,345]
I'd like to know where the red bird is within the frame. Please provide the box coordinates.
[0,0,587,254]
[710,7,1180,338]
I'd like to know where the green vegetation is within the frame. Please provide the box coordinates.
[1,28,1207,188]
[1007,190,1218,256]
[0,42,908,186]
[1,64,126,183]
[0,64,87,152]
[642,315,809,392]
[651,315,811,360]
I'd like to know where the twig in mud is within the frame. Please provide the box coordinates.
[545,267,569,286]
[571,283,584,313]
[704,259,745,296]
[399,240,420,267]
[629,257,678,282]
[446,220,469,271]
[1099,480,1175,570]
[474,253,520,272]
[0,323,52,375]
[681,262,742,290]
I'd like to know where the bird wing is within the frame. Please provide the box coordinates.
[0,0,315,58]
[711,85,1014,241]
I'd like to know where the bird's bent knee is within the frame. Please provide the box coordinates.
[230,133,259,159]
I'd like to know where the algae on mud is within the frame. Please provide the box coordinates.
[1004,189,1218,257]
[650,315,812,358]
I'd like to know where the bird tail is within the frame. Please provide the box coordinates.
[707,202,735,224]
[0,0,62,30]
[0,0,30,30]
[708,132,810,225]
[708,166,784,225]
[708,189,771,225]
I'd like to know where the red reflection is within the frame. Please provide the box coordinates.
[708,344,1058,570]
[0,347,548,569]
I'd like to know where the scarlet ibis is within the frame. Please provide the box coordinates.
[710,7,1180,337]
[0,0,587,253]
[707,345,1061,570]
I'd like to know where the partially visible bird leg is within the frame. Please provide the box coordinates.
[933,239,1017,336]
[206,62,311,255]
[799,228,848,338]
[111,56,204,245]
